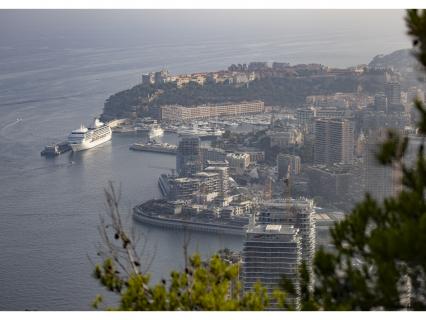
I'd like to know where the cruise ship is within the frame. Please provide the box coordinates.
[148,124,164,139]
[67,118,112,152]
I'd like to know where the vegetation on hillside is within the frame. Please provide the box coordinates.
[102,69,390,119]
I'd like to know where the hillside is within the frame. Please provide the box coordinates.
[368,48,416,72]
[102,72,389,120]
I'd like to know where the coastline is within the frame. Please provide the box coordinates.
[133,205,247,236]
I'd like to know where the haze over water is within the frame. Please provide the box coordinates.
[0,10,410,310]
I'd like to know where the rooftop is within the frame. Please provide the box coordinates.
[260,197,314,209]
[248,224,298,235]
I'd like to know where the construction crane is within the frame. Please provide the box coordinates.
[283,163,291,199]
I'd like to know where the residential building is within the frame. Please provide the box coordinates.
[242,224,302,309]
[374,92,388,112]
[307,164,352,204]
[385,81,401,106]
[201,147,227,166]
[277,153,301,179]
[169,177,200,201]
[194,171,220,195]
[257,198,316,268]
[226,153,250,175]
[314,118,354,165]
[160,101,265,121]
[204,165,229,196]
[296,108,315,132]
[176,136,202,177]
[267,127,303,148]
[364,130,402,202]
[385,81,404,112]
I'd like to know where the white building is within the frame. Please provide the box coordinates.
[258,198,316,268]
[242,224,302,309]
[226,153,250,175]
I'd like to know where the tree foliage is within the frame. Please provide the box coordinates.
[94,254,272,311]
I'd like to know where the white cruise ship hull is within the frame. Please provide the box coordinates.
[70,131,112,152]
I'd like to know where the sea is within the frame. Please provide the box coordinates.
[0,10,410,310]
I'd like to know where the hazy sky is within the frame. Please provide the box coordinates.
[0,10,407,45]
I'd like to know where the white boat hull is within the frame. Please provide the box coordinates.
[149,131,164,138]
[70,132,112,152]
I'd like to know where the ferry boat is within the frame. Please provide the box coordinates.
[41,141,72,157]
[148,124,164,138]
[67,118,112,152]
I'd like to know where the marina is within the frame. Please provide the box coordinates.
[177,125,224,139]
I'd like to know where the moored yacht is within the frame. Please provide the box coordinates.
[148,124,164,138]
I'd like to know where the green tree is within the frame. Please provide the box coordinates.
[283,9,426,311]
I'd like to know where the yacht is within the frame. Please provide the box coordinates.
[177,125,224,138]
[67,118,112,152]
[148,124,164,138]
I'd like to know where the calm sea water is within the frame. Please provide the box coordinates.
[0,10,410,310]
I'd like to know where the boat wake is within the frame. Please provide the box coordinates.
[0,118,23,135]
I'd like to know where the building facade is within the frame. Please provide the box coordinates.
[364,130,402,202]
[374,92,388,112]
[201,147,227,166]
[160,101,265,121]
[307,164,352,205]
[169,177,200,201]
[385,81,401,107]
[226,153,250,175]
[242,224,302,309]
[176,136,203,177]
[257,198,316,268]
[204,165,229,196]
[277,153,301,179]
[314,118,354,165]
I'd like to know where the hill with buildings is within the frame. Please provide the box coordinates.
[101,54,406,121]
